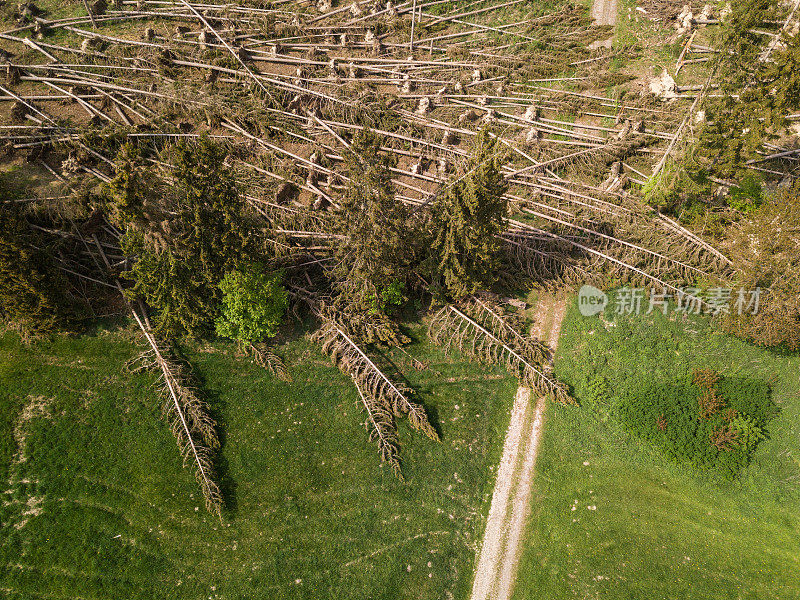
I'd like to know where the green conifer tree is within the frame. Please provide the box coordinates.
[332,130,411,313]
[108,137,255,337]
[430,131,508,300]
[0,177,74,334]
[697,1,800,179]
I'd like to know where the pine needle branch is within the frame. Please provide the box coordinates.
[314,318,439,440]
[130,308,224,518]
[428,304,575,405]
[92,234,224,519]
[250,343,292,382]
[352,376,403,480]
[468,298,550,365]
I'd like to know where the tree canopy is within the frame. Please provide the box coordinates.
[216,264,287,344]
[698,1,800,179]
[430,131,508,300]
[0,176,75,335]
[723,182,800,349]
[106,137,257,338]
[331,129,411,313]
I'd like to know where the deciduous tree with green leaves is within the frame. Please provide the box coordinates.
[216,264,287,344]
[215,263,290,379]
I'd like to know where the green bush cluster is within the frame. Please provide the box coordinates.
[615,371,776,479]
[584,374,611,411]
[215,265,287,344]
[556,301,781,479]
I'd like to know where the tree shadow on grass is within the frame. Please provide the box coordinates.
[171,343,238,518]
[373,348,444,442]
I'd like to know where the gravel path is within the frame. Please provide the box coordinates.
[591,0,618,26]
[469,295,568,600]
[470,5,612,598]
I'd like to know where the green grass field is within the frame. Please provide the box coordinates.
[512,299,800,600]
[0,322,517,600]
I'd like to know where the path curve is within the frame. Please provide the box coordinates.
[469,295,568,600]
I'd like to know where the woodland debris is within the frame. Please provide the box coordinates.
[675,4,694,35]
[649,68,678,100]
[417,96,432,114]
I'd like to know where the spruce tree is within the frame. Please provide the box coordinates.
[108,137,254,338]
[697,0,800,179]
[430,131,508,300]
[332,130,410,313]
[723,182,800,349]
[767,31,800,128]
[0,178,74,334]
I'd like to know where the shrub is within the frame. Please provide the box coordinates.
[584,374,611,410]
[614,369,775,478]
[692,368,720,389]
[215,265,287,344]
[729,414,765,451]
[369,280,406,315]
[728,173,763,213]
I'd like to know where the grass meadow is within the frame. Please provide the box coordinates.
[512,298,800,600]
[0,322,517,599]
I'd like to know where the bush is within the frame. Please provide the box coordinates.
[369,280,406,315]
[728,173,763,213]
[584,374,611,411]
[215,265,287,344]
[614,369,775,478]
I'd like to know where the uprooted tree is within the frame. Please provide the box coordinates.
[0,0,789,523]
[9,132,577,506]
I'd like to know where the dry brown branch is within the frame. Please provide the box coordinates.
[353,375,403,479]
[314,318,438,439]
[250,343,292,382]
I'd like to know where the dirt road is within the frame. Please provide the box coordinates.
[589,0,618,48]
[591,0,618,26]
[469,295,568,600]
